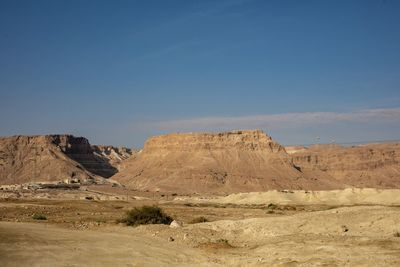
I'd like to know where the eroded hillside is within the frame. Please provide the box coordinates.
[0,135,133,185]
[113,130,340,193]
[291,143,400,188]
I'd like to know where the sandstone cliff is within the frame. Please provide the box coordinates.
[0,135,131,185]
[291,143,400,188]
[113,130,339,193]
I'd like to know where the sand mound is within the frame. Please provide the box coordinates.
[196,188,400,206]
[113,130,339,193]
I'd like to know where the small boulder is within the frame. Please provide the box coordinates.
[170,220,183,228]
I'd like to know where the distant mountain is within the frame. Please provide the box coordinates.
[290,143,400,188]
[0,135,133,185]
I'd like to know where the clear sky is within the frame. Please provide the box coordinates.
[0,0,399,148]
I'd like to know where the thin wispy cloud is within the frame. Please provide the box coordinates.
[144,108,400,132]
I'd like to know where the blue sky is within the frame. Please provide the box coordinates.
[0,0,399,147]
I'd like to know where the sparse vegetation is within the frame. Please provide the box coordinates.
[216,238,229,244]
[198,238,234,250]
[118,205,173,226]
[189,216,209,224]
[394,231,400,237]
[32,214,47,220]
[267,203,278,210]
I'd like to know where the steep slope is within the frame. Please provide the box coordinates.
[291,143,400,188]
[113,130,340,193]
[0,135,123,185]
[92,145,134,171]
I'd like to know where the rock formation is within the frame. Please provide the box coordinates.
[112,130,339,193]
[291,143,400,188]
[0,135,132,185]
[285,146,308,154]
[92,145,134,171]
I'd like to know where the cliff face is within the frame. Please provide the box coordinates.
[143,130,285,152]
[0,135,129,185]
[50,135,122,178]
[291,143,400,188]
[113,130,339,194]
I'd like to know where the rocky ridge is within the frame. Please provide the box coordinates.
[291,143,400,188]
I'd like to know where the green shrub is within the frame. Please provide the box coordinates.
[32,214,47,220]
[119,205,173,226]
[189,216,209,224]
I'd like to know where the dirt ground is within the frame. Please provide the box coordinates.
[1,189,400,266]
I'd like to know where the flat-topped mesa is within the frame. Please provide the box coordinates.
[144,130,286,153]
[112,130,340,194]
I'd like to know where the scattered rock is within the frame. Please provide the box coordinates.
[170,220,183,228]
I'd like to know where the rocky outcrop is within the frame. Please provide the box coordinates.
[291,143,400,188]
[92,145,134,171]
[50,135,121,178]
[112,130,340,194]
[0,135,129,185]
[285,146,308,154]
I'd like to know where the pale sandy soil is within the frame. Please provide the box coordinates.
[1,197,400,266]
[178,188,400,206]
[0,222,214,267]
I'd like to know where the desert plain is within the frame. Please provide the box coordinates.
[1,130,400,266]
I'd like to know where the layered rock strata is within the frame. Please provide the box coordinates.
[291,143,400,188]
[113,130,339,193]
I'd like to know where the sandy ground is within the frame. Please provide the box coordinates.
[0,222,214,267]
[1,189,400,266]
[178,188,400,206]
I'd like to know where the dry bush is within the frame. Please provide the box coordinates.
[118,205,173,226]
[32,214,47,220]
[189,216,209,224]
